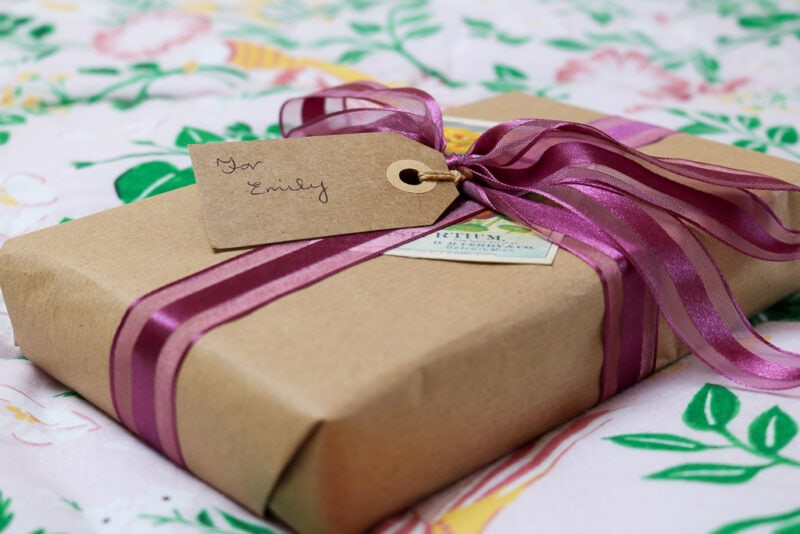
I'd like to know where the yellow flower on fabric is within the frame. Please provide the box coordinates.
[47,72,71,83]
[16,71,38,83]
[239,0,279,26]
[444,126,481,154]
[39,1,79,11]
[22,95,41,110]
[6,405,40,424]
[179,1,218,13]
[1,86,13,106]
[183,60,199,73]
[0,385,102,445]
[0,189,18,206]
[0,173,58,239]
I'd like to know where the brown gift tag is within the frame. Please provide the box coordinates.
[189,132,460,249]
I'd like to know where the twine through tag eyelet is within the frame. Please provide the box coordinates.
[387,160,471,193]
[386,160,437,194]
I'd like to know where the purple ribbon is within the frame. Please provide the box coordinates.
[110,82,800,468]
[281,81,800,393]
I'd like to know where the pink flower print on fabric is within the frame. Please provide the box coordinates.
[0,385,101,446]
[93,12,211,61]
[556,48,692,101]
[698,77,751,96]
[0,172,57,240]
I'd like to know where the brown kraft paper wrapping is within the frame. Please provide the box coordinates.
[1,93,799,534]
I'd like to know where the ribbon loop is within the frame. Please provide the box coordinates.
[280,81,447,152]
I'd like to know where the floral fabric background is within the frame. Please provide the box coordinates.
[1,0,800,532]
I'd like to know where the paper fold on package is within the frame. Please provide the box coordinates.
[1,94,799,534]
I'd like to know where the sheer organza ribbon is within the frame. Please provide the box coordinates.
[281,81,800,396]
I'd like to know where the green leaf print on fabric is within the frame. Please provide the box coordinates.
[350,21,382,35]
[219,510,275,534]
[233,0,381,27]
[546,38,594,52]
[716,11,800,48]
[197,510,214,527]
[462,17,531,45]
[101,0,173,20]
[60,498,81,512]
[85,64,247,110]
[732,139,769,153]
[665,108,800,160]
[311,1,464,87]
[222,23,300,49]
[224,123,262,142]
[53,390,84,400]
[712,506,800,534]
[78,67,123,76]
[647,463,766,483]
[0,12,59,65]
[540,0,631,25]
[738,13,800,29]
[683,383,740,432]
[678,122,728,136]
[13,62,246,112]
[607,383,800,485]
[685,0,782,19]
[482,64,529,92]
[174,127,226,147]
[0,114,26,126]
[605,433,722,451]
[73,122,282,203]
[546,31,723,83]
[750,294,800,327]
[767,125,799,146]
[748,406,798,455]
[140,507,276,533]
[0,490,13,533]
[115,161,195,203]
[481,64,569,99]
[605,384,800,534]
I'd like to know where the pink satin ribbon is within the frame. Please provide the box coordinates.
[111,81,800,466]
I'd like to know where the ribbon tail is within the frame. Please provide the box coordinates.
[462,182,659,398]
[464,179,800,390]
[564,183,800,389]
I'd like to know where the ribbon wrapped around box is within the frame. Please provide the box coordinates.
[2,89,800,534]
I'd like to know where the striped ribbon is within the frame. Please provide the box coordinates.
[111,82,800,466]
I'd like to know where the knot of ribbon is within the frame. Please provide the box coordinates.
[281,81,800,396]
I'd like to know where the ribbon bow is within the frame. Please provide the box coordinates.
[281,81,800,397]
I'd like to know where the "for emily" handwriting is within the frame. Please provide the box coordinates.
[216,156,329,204]
[248,178,329,204]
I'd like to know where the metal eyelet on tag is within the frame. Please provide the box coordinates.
[386,159,437,194]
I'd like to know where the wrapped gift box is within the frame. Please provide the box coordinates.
[1,93,799,534]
